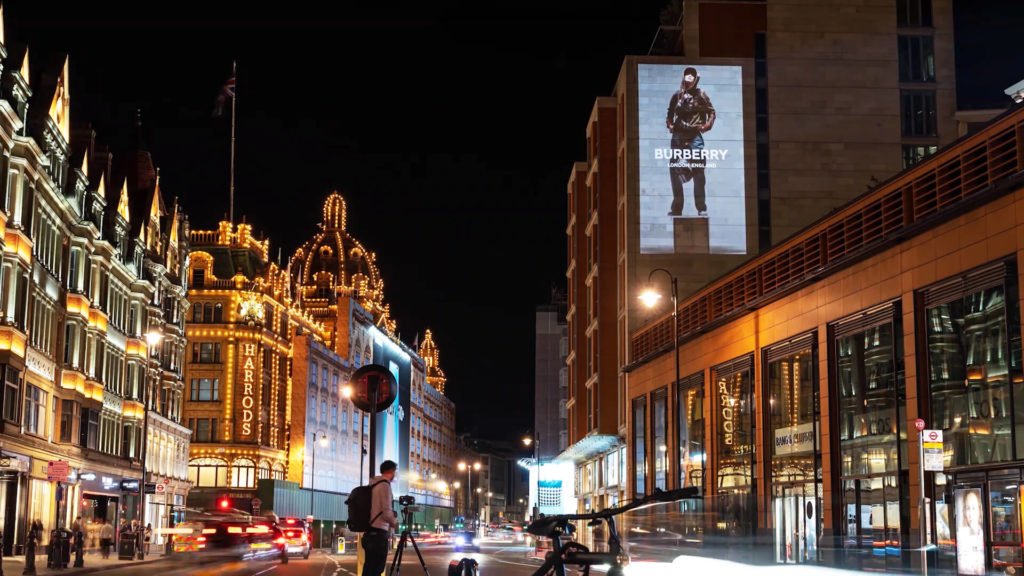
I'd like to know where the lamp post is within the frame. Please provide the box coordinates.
[309,430,328,546]
[453,481,461,519]
[137,328,163,559]
[639,268,680,495]
[523,436,539,520]
[458,461,481,531]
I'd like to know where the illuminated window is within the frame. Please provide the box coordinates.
[231,458,256,488]
[188,457,228,487]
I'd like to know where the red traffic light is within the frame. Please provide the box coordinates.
[219,498,230,509]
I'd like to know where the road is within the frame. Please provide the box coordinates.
[67,540,546,576]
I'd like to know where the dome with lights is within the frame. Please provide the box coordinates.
[290,191,396,335]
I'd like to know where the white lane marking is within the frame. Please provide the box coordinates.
[252,566,279,576]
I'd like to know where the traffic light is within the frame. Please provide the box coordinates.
[219,497,230,510]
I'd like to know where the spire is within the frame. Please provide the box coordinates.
[117,180,130,223]
[47,56,70,142]
[322,191,347,231]
[19,45,28,85]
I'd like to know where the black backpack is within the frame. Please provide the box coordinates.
[346,479,387,532]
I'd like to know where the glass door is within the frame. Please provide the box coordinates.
[773,483,820,563]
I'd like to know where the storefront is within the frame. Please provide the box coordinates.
[0,453,29,556]
[712,356,756,539]
[76,472,141,548]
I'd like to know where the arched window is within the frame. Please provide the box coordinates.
[188,457,227,487]
[203,303,214,323]
[213,303,223,323]
[258,460,272,479]
[272,463,286,480]
[231,458,256,488]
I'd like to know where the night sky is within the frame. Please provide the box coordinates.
[5,2,1022,442]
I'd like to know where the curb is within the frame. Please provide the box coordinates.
[1,556,165,576]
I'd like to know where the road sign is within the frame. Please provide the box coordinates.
[914,419,926,431]
[46,460,69,482]
[252,497,262,515]
[144,482,157,494]
[155,483,166,494]
[349,364,397,413]
[922,429,944,471]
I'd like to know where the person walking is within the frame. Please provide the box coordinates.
[143,523,152,555]
[99,520,114,559]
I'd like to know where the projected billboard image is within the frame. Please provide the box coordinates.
[638,64,746,254]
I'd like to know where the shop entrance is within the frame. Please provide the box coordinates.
[773,482,820,563]
[941,469,1024,575]
[81,494,119,549]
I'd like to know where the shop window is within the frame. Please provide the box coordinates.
[188,457,227,487]
[258,461,271,479]
[652,388,668,491]
[632,396,646,497]
[678,372,705,490]
[832,303,907,572]
[230,458,256,488]
[713,355,755,537]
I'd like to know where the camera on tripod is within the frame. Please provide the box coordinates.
[398,495,415,507]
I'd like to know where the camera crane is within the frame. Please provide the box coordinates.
[388,496,430,576]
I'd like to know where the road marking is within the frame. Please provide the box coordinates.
[253,566,279,576]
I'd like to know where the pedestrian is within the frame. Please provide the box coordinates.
[143,523,152,555]
[99,520,114,559]
[70,516,83,536]
[361,460,399,576]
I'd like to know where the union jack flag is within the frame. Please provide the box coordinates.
[213,73,236,117]
[224,75,236,98]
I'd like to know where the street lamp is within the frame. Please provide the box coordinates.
[639,268,680,495]
[458,461,481,530]
[309,429,328,542]
[523,435,540,519]
[138,327,163,557]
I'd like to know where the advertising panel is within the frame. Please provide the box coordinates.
[955,488,986,575]
[637,63,746,255]
[370,328,411,496]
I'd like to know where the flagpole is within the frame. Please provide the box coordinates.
[229,60,237,225]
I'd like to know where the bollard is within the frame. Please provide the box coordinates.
[1,529,5,576]
[73,531,83,568]
[45,530,54,570]
[22,530,36,576]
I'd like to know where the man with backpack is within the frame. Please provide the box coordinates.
[360,460,399,576]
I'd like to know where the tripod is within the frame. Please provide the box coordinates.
[387,506,430,576]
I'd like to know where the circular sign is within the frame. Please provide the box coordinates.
[927,430,940,441]
[155,483,166,494]
[349,364,397,413]
[252,497,262,508]
[914,418,926,431]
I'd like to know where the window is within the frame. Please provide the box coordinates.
[902,144,939,169]
[59,399,78,443]
[192,342,221,364]
[926,268,1024,465]
[652,388,668,490]
[193,418,217,442]
[80,408,99,450]
[897,0,932,27]
[23,384,47,436]
[833,303,906,570]
[898,35,935,82]
[632,397,646,497]
[231,458,256,488]
[713,356,755,537]
[2,366,19,422]
[190,378,219,402]
[677,373,705,490]
[900,90,937,137]
[188,457,227,487]
[331,404,338,427]
[341,409,348,431]
[332,373,339,395]
[321,400,327,424]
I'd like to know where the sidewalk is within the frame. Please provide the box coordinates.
[1,548,168,576]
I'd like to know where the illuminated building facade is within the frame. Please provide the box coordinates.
[627,106,1024,571]
[289,192,456,525]
[183,222,322,510]
[0,29,190,555]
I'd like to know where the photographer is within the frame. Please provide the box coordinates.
[362,460,399,576]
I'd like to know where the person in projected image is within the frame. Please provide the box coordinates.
[956,489,985,575]
[665,66,716,218]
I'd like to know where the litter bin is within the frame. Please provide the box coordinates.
[118,533,137,560]
[54,528,71,568]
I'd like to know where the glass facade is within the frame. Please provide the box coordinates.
[678,373,704,490]
[834,307,908,571]
[653,388,668,490]
[926,267,1024,575]
[767,337,820,564]
[633,397,646,497]
[714,358,754,536]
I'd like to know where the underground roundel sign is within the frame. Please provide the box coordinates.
[349,364,397,414]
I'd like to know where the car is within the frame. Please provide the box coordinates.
[171,514,287,564]
[452,531,481,553]
[278,518,311,559]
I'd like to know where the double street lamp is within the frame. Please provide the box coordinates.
[457,461,481,530]
[639,268,679,496]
